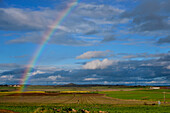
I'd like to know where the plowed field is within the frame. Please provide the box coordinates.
[0,93,152,104]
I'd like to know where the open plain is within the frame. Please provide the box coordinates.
[0,85,170,113]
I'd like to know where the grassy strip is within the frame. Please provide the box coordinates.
[0,103,170,113]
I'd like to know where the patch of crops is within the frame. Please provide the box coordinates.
[99,90,170,102]
[0,103,170,113]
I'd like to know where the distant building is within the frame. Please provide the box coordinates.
[150,87,160,89]
[9,85,21,87]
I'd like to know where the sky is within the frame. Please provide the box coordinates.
[0,0,169,85]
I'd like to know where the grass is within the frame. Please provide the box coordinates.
[99,89,170,102]
[0,103,170,113]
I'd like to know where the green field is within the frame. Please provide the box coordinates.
[0,103,170,113]
[0,86,170,113]
[99,89,170,102]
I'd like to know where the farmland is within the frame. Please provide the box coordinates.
[0,103,170,113]
[0,93,147,104]
[0,85,170,113]
[99,89,170,102]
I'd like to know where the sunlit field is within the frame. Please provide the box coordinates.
[99,89,170,102]
[0,85,170,113]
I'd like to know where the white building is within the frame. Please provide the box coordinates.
[150,87,160,89]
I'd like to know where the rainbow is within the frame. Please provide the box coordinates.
[19,0,78,92]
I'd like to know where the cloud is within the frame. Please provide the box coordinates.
[35,66,61,73]
[48,75,63,81]
[2,2,127,45]
[26,59,170,85]
[84,77,102,81]
[7,32,92,46]
[101,35,116,42]
[0,63,21,68]
[11,55,28,58]
[0,63,23,72]
[0,68,31,78]
[158,52,170,61]
[31,70,45,76]
[166,65,170,70]
[0,55,170,85]
[49,32,92,46]
[75,3,124,19]
[121,0,170,33]
[122,53,167,59]
[84,30,99,35]
[0,75,13,80]
[82,59,116,69]
[0,8,53,31]
[157,36,170,44]
[76,50,112,59]
[2,1,169,46]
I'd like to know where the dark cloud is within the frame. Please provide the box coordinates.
[157,36,170,44]
[1,1,169,46]
[0,63,23,71]
[122,53,167,59]
[1,2,126,45]
[1,68,35,77]
[49,33,91,46]
[101,35,116,42]
[7,32,92,46]
[30,60,170,85]
[1,56,169,85]
[84,30,99,35]
[158,52,170,61]
[121,0,170,32]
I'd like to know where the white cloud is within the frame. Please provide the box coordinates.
[48,75,63,81]
[0,8,54,31]
[84,78,102,81]
[31,70,45,76]
[76,50,111,59]
[140,63,153,66]
[82,58,116,69]
[0,75,13,80]
[75,3,124,18]
[166,65,170,69]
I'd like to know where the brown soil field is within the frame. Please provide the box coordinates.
[7,93,104,96]
[0,93,154,105]
[0,109,19,113]
[7,93,60,96]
